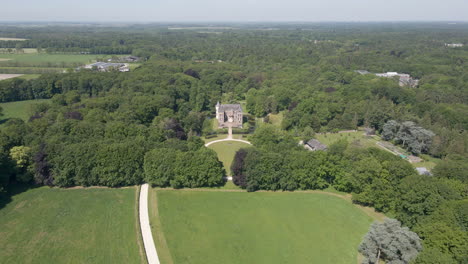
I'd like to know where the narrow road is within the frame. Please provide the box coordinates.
[139,183,160,264]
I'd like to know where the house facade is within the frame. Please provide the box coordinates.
[216,102,243,128]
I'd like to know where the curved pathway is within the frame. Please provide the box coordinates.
[139,183,160,264]
[204,138,252,147]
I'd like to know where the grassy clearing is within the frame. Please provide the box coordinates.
[0,185,144,264]
[315,131,378,149]
[153,190,374,264]
[16,74,41,80]
[266,111,284,127]
[0,99,50,123]
[207,141,252,175]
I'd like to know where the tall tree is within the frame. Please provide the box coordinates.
[359,218,422,264]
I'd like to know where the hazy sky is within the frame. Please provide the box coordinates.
[1,0,467,22]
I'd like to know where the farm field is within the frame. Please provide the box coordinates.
[0,48,38,54]
[0,37,28,41]
[207,141,251,175]
[0,99,50,124]
[0,74,23,80]
[151,189,375,264]
[0,185,144,264]
[0,53,103,65]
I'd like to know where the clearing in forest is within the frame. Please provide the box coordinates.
[207,140,251,175]
[0,99,50,124]
[0,185,145,264]
[150,189,374,264]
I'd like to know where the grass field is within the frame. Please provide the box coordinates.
[0,48,38,54]
[0,37,28,41]
[266,111,284,127]
[0,53,102,65]
[0,99,50,124]
[315,131,379,149]
[151,190,374,264]
[207,141,252,175]
[0,185,144,264]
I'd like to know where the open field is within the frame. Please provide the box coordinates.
[0,37,28,41]
[0,99,50,124]
[207,141,252,175]
[315,131,379,149]
[0,74,23,80]
[151,189,374,264]
[0,185,144,264]
[0,53,103,65]
[0,48,37,54]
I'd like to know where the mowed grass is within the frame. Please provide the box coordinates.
[207,141,251,175]
[315,131,378,149]
[0,99,50,123]
[153,190,374,264]
[0,186,144,264]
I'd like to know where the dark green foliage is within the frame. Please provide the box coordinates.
[433,156,468,183]
[144,148,178,187]
[144,147,225,188]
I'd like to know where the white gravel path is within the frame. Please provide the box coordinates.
[139,183,160,264]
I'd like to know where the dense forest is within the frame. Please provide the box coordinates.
[0,23,467,263]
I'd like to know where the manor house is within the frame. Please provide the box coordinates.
[215,102,243,128]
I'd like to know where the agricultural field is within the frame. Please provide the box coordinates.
[0,74,23,80]
[0,52,133,74]
[0,99,50,124]
[0,37,27,41]
[0,185,145,264]
[150,189,375,264]
[207,141,251,175]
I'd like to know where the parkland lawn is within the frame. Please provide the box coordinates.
[0,186,145,264]
[207,141,251,175]
[0,99,50,124]
[151,189,374,264]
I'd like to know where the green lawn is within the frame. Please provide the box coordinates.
[267,111,284,127]
[0,186,144,264]
[0,99,50,124]
[207,141,251,175]
[152,190,374,264]
[0,53,104,65]
[315,131,378,149]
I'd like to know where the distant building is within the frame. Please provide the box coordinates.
[445,43,464,48]
[416,167,432,176]
[375,72,419,87]
[215,102,243,128]
[304,139,327,151]
[84,62,129,72]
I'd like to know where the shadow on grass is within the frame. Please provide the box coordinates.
[0,183,38,210]
[0,118,11,125]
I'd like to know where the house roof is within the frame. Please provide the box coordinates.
[218,104,242,112]
[306,139,327,150]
